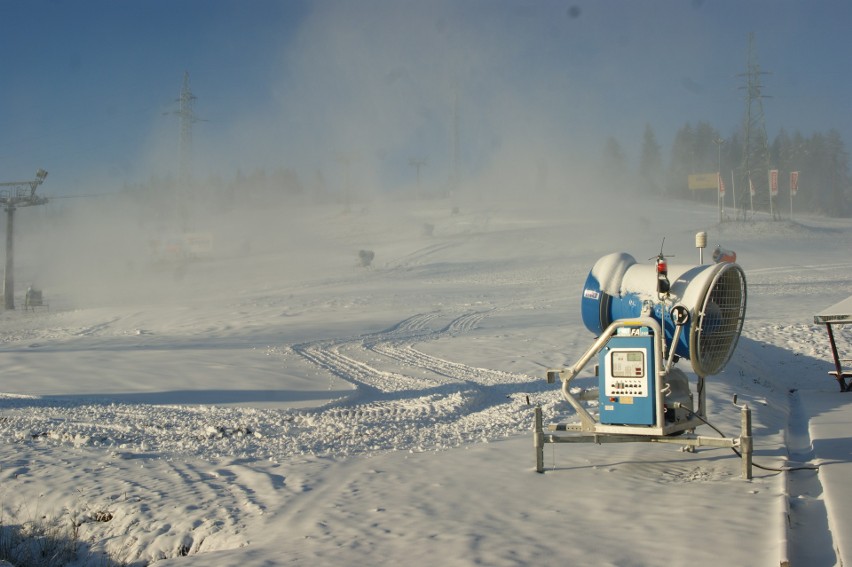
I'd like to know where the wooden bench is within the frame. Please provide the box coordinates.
[815,299,852,392]
[828,371,852,392]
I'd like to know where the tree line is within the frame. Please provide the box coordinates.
[605,122,852,218]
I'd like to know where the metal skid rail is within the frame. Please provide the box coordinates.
[533,405,753,479]
[534,317,754,479]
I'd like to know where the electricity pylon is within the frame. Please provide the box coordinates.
[0,169,48,309]
[167,72,204,229]
[176,71,201,183]
[737,32,772,220]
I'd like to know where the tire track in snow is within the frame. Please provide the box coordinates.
[289,310,555,455]
[747,262,852,275]
[74,317,123,337]
[382,311,444,334]
[366,309,527,387]
[383,241,461,271]
[746,263,852,296]
[293,339,434,394]
[0,310,557,466]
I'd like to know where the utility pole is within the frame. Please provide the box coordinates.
[0,169,48,310]
[336,153,353,213]
[714,137,726,223]
[451,80,460,195]
[738,33,772,220]
[409,158,427,196]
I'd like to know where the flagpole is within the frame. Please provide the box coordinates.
[717,172,722,223]
[768,170,774,220]
[790,171,798,221]
[749,174,755,218]
[714,138,725,223]
[731,170,737,221]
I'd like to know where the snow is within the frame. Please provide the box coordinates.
[1,193,852,566]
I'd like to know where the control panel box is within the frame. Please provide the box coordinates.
[598,328,656,425]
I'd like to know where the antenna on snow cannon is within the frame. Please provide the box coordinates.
[535,234,753,478]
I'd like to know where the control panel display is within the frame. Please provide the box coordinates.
[599,334,656,425]
[611,351,644,378]
[603,348,648,397]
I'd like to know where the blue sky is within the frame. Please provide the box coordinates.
[0,0,850,197]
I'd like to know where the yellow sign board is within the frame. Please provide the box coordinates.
[688,173,718,190]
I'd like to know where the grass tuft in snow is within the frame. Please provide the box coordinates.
[0,512,123,567]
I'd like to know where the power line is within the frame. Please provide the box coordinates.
[47,192,121,199]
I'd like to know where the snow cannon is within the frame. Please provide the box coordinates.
[580,252,746,377]
[536,245,754,476]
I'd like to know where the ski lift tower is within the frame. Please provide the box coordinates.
[0,169,48,310]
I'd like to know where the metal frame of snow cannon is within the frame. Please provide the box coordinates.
[533,317,753,479]
[544,317,706,436]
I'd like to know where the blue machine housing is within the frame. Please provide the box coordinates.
[598,331,657,426]
[581,253,691,360]
[580,252,747,377]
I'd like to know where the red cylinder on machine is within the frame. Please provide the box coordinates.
[656,256,670,294]
[713,246,737,263]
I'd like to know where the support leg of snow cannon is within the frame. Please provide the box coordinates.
[532,404,753,478]
[534,406,544,473]
[740,403,753,480]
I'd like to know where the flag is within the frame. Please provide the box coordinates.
[769,169,779,197]
[718,172,725,197]
[749,176,755,197]
[790,171,799,196]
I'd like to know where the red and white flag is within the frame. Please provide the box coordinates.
[718,172,725,197]
[790,171,799,196]
[749,176,756,197]
[769,169,779,197]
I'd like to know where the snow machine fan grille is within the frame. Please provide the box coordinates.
[691,264,747,376]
